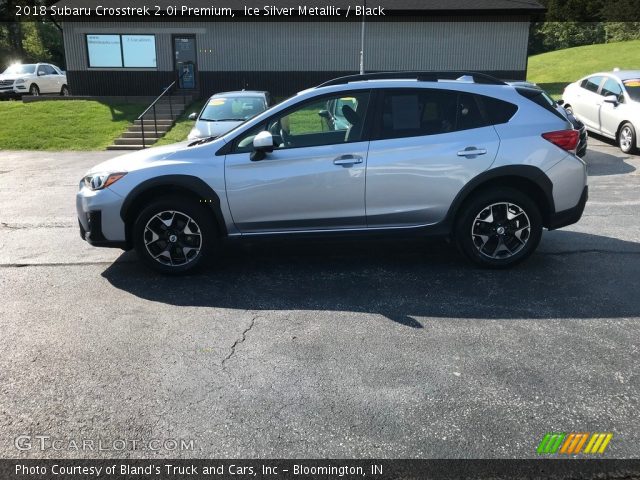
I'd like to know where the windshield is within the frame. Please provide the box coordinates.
[199,96,267,122]
[3,64,36,75]
[623,79,640,102]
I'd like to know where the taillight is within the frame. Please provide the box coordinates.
[542,129,580,152]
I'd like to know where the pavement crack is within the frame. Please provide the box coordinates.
[222,316,259,369]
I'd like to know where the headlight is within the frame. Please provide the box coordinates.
[15,79,25,85]
[83,172,127,191]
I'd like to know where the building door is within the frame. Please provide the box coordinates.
[173,36,197,89]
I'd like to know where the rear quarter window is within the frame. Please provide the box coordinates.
[515,87,566,121]
[474,95,518,125]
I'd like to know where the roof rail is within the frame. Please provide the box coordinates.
[317,71,507,88]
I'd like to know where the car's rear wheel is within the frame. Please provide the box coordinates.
[29,84,40,96]
[455,188,542,268]
[60,85,70,96]
[133,196,218,274]
[618,122,637,154]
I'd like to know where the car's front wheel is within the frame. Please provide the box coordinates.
[60,85,70,96]
[29,84,40,96]
[132,196,218,274]
[618,122,637,154]
[455,188,543,268]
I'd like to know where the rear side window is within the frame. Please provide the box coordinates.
[375,89,503,140]
[581,76,603,93]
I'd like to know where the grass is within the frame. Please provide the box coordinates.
[528,40,640,98]
[0,100,144,150]
[155,99,205,146]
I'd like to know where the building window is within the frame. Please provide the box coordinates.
[86,34,157,68]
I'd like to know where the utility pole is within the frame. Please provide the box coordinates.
[359,0,366,74]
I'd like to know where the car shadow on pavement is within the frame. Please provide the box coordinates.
[584,148,636,177]
[102,231,640,328]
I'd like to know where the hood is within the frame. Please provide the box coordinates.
[86,141,193,175]
[189,120,243,139]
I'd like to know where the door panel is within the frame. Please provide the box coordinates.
[599,78,624,137]
[225,142,368,232]
[366,126,500,227]
[575,76,604,131]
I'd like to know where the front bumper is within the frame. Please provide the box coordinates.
[78,211,127,249]
[76,186,128,249]
[547,186,588,230]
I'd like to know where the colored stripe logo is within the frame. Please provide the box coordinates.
[537,433,612,455]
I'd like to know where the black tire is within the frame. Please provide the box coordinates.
[454,188,543,269]
[29,84,40,96]
[564,105,573,115]
[618,122,637,154]
[132,196,219,275]
[60,85,70,96]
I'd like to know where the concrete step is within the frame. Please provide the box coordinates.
[121,131,164,139]
[133,119,174,126]
[128,126,172,134]
[113,138,160,146]
[139,114,180,121]
[107,144,154,151]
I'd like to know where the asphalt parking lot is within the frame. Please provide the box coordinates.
[1,137,639,459]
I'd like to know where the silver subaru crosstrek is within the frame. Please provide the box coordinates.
[77,71,588,274]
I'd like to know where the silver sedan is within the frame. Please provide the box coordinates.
[562,70,640,154]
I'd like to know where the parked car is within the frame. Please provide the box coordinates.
[187,91,270,140]
[562,70,640,154]
[0,63,69,98]
[509,81,587,157]
[77,71,587,274]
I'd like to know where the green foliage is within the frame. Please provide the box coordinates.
[605,22,640,42]
[0,100,144,150]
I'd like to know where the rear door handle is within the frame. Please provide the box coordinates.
[333,155,363,165]
[457,147,487,157]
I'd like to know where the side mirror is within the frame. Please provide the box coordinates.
[37,71,45,76]
[188,112,198,120]
[250,131,274,161]
[604,95,619,105]
[318,109,331,119]
[556,99,565,106]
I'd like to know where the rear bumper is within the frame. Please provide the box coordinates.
[547,186,588,230]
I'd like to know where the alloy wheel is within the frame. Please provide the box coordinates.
[620,126,633,151]
[471,202,531,259]
[143,210,203,267]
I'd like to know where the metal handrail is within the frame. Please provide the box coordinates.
[137,70,190,149]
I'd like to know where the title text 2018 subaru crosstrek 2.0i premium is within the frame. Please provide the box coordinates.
[77,72,588,274]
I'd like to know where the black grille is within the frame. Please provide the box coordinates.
[0,80,14,87]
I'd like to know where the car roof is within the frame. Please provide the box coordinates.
[587,70,640,81]
[210,91,268,99]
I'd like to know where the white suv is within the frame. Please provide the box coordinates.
[77,71,588,274]
[0,63,69,98]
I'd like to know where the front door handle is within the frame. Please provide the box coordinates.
[457,147,487,157]
[333,155,363,165]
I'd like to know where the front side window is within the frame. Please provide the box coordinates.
[582,76,603,93]
[233,91,370,153]
[87,34,156,68]
[601,78,623,97]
